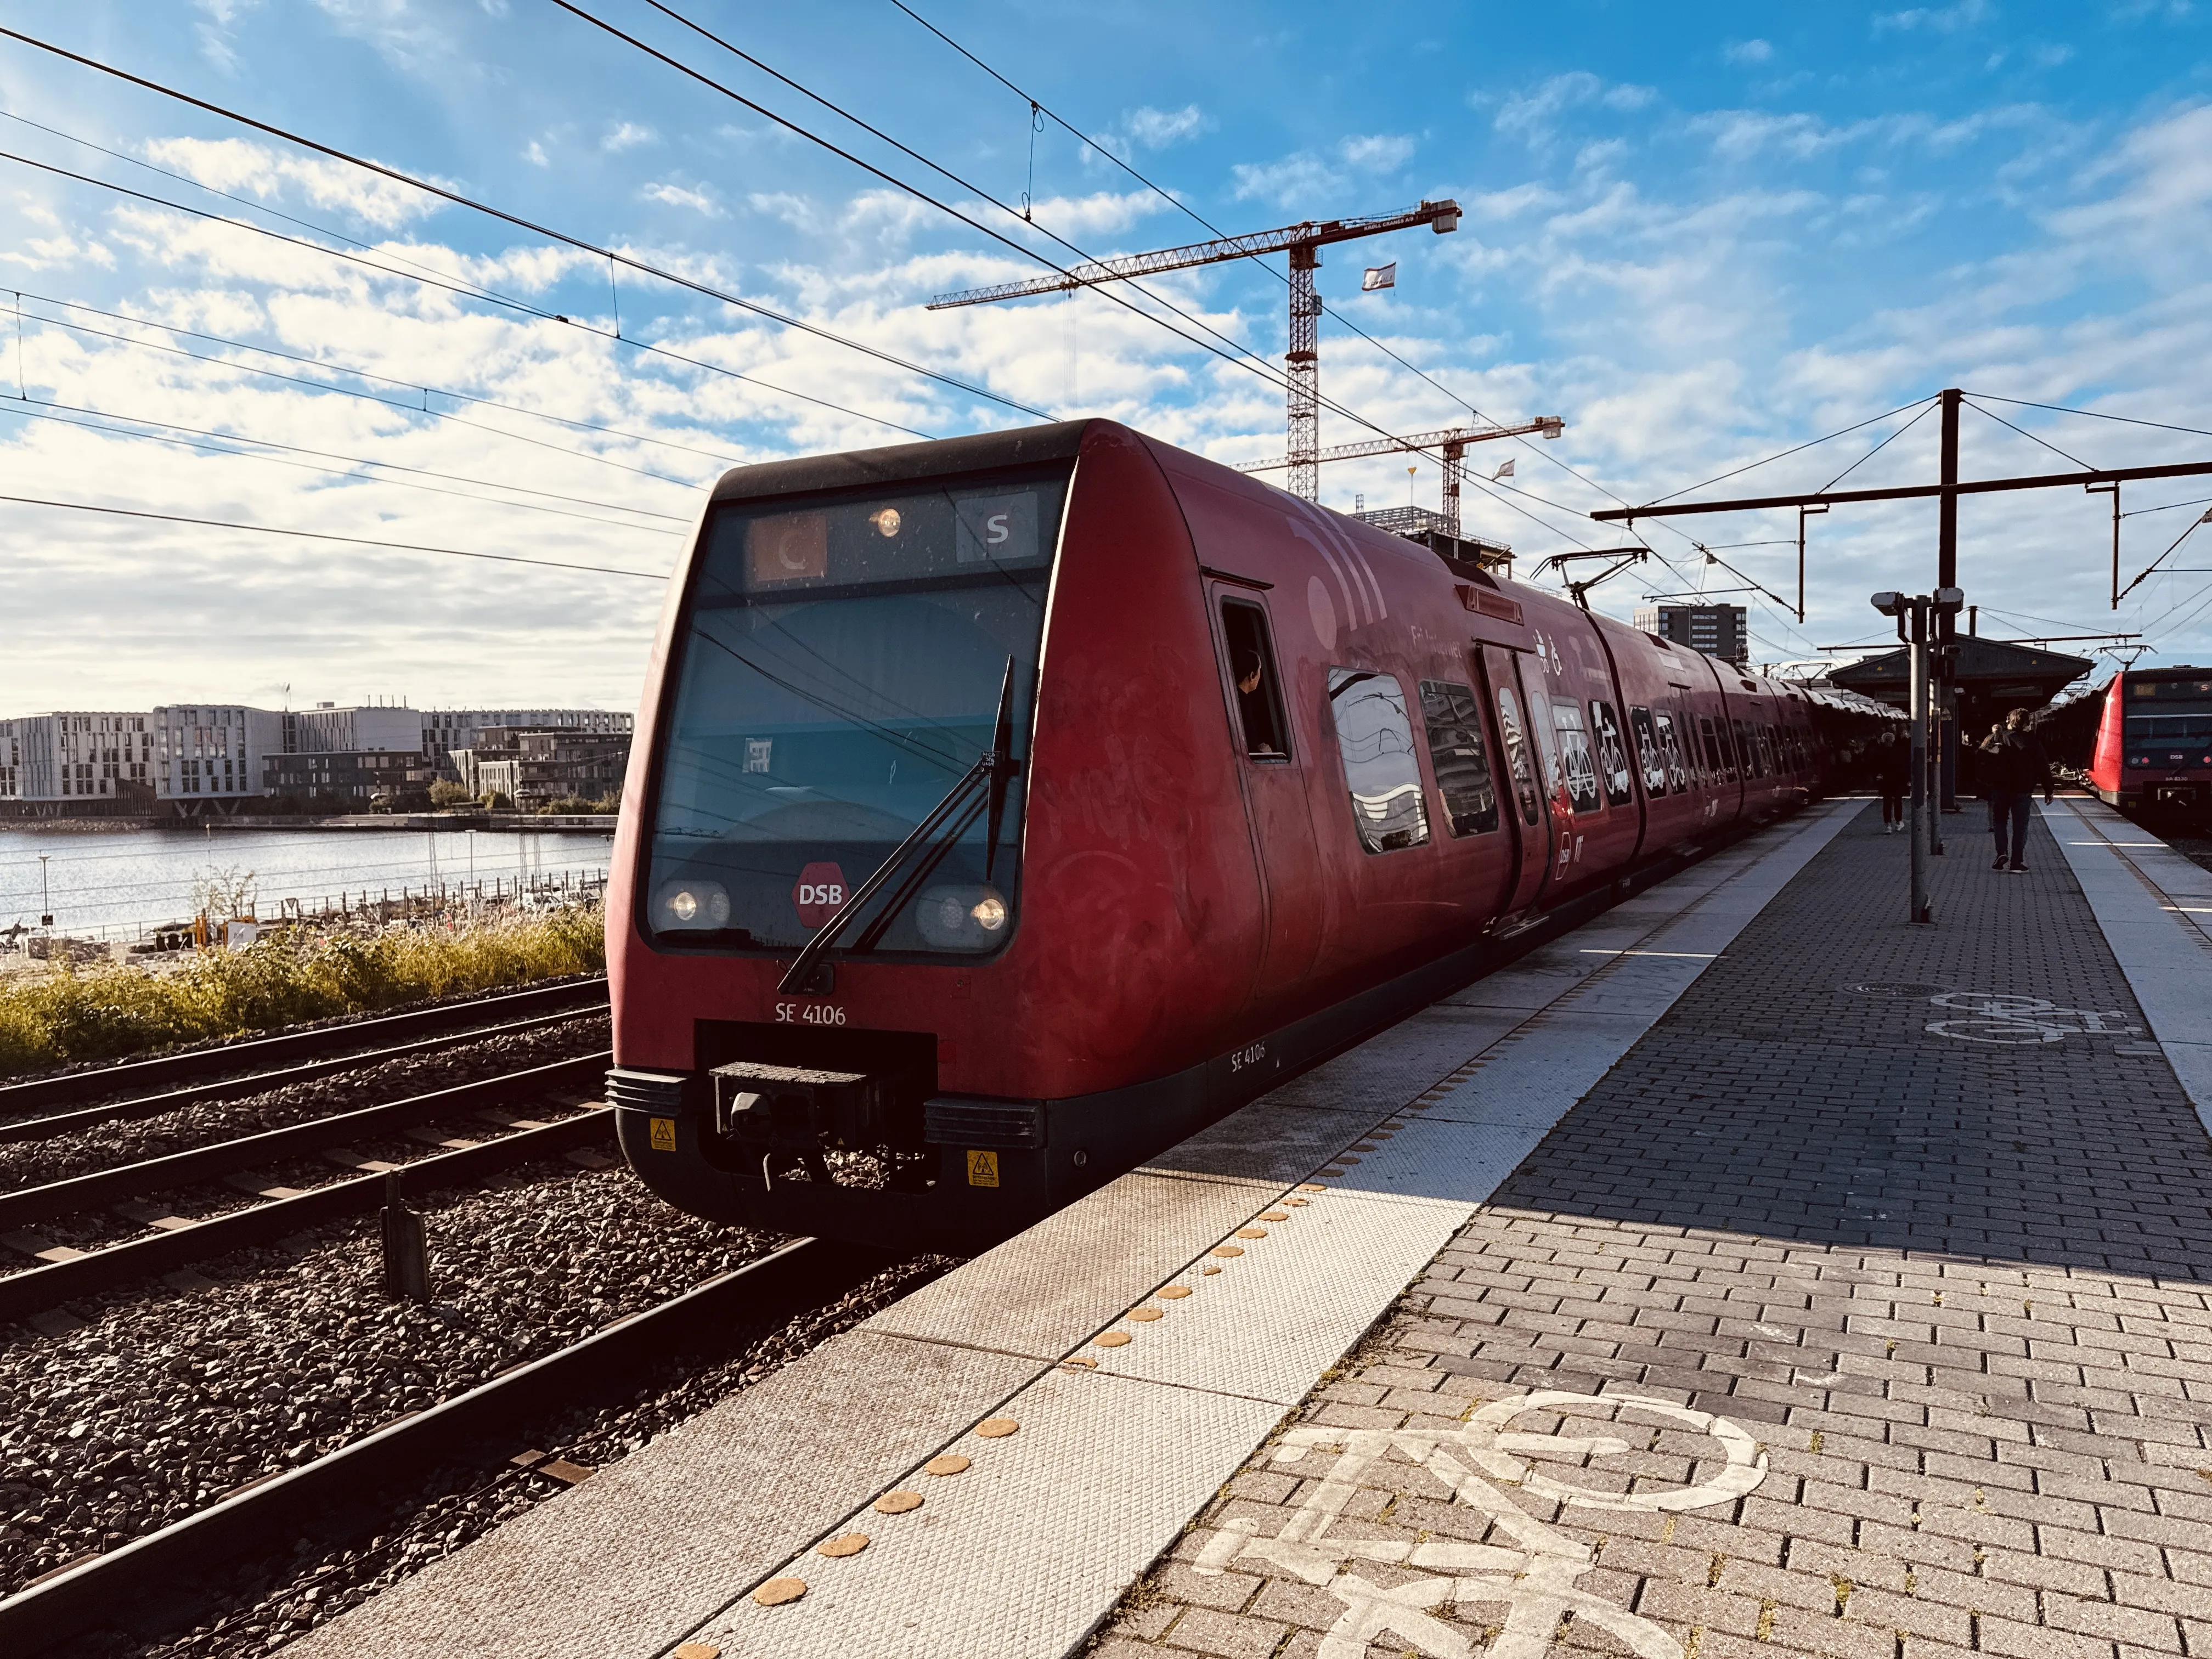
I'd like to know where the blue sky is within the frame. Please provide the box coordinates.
[3,0,2211,713]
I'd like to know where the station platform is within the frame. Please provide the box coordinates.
[291,795,2212,1659]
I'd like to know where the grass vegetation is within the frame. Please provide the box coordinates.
[0,904,605,1078]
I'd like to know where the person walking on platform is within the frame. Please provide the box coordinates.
[1874,728,1908,832]
[1978,709,2053,872]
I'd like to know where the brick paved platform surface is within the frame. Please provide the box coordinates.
[1092,802,2212,1659]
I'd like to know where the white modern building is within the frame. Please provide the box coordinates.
[421,708,632,777]
[153,704,285,806]
[0,711,157,803]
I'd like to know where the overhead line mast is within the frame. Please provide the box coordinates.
[931,202,1463,502]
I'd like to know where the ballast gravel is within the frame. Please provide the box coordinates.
[0,1014,610,1194]
[0,1149,778,1602]
[143,1255,946,1659]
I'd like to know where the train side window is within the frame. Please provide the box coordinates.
[1220,599,1290,761]
[1629,707,1668,797]
[1700,716,1724,780]
[1590,700,1634,806]
[1651,709,1687,794]
[1327,668,1430,853]
[1735,718,1762,779]
[1418,680,1499,836]
[1492,686,1543,827]
[1549,699,1602,814]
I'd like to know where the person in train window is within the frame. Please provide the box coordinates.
[1234,652,1284,757]
[1979,708,2053,872]
[1874,729,1908,832]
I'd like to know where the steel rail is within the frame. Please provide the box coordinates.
[0,975,607,1116]
[0,1053,609,1231]
[0,1007,602,1144]
[0,1235,896,1657]
[0,1105,615,1324]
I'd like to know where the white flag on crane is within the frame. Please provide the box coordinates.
[1361,262,1396,291]
[1493,459,1516,481]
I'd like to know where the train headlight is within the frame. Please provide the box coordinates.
[916,883,1009,950]
[657,881,730,930]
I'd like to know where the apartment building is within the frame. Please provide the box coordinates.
[0,711,157,803]
[1634,603,1751,669]
[421,708,631,778]
[154,704,285,807]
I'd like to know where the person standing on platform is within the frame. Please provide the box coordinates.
[1874,728,1908,833]
[1978,709,2053,872]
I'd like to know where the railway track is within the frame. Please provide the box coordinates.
[0,1237,897,1658]
[0,1053,616,1323]
[0,975,608,1122]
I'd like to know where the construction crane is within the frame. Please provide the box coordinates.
[929,201,1462,502]
[1239,417,1565,540]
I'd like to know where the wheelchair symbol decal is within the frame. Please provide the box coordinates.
[1194,1390,1767,1659]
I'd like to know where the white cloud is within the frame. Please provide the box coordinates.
[523,140,549,167]
[143,137,447,229]
[1724,39,1774,65]
[1340,133,1417,172]
[1125,105,1209,150]
[602,122,658,154]
[1874,0,1992,31]
[1492,73,1656,147]
[641,182,722,217]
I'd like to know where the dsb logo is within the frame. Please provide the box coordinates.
[792,862,848,929]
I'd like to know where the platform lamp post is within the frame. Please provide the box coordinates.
[1873,587,1964,925]
[38,854,52,929]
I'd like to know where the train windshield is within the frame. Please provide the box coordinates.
[644,462,1071,953]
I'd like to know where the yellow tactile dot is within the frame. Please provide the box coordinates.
[1369,1132,1395,1141]
[1096,1330,1133,1347]
[1128,1306,1165,1322]
[675,1646,721,1659]
[1158,1285,1193,1299]
[1201,1265,1222,1276]
[1235,1227,1268,1239]
[1064,1356,1099,1368]
[752,1577,807,1606]
[817,1534,868,1558]
[1335,1156,1362,1166]
[925,1454,971,1476]
[976,1418,1020,1438]
[1261,1210,1289,1221]
[873,1491,923,1514]
[1297,1182,1326,1192]
[1211,1244,1244,1258]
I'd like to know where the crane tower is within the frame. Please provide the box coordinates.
[929,201,1462,501]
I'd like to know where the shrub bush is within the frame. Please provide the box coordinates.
[0,904,606,1077]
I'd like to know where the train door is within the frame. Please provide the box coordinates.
[1211,585,1325,1002]
[1476,643,1551,917]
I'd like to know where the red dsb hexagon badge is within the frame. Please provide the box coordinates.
[792,862,848,930]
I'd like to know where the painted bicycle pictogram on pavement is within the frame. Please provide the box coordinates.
[1194,1390,1768,1659]
[1921,990,2141,1045]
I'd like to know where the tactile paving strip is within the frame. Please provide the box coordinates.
[293,803,1859,1659]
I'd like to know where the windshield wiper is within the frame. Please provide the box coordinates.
[776,657,1023,994]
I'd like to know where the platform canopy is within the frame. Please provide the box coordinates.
[1830,635,2091,716]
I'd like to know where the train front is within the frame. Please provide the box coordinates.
[599,421,1255,1251]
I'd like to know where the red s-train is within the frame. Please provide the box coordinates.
[604,420,1838,1249]
[2086,665,2212,817]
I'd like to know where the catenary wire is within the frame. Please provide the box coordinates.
[0,493,668,579]
[0,25,1053,420]
[18,298,713,490]
[0,396,687,534]
[553,0,1480,476]
[1813,400,1937,495]
[1962,398,2094,471]
[1964,392,2212,445]
[0,144,935,443]
[15,282,747,472]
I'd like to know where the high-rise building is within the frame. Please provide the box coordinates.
[1634,604,1748,669]
[420,708,631,779]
